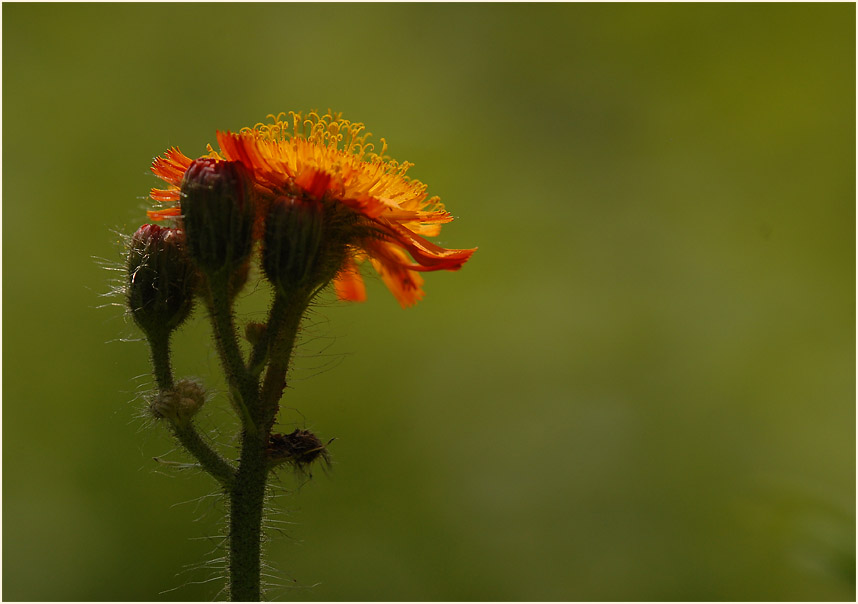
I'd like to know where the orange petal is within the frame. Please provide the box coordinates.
[334,193,388,219]
[375,218,477,271]
[147,207,181,221]
[216,130,255,168]
[152,147,193,187]
[333,256,367,302]
[295,167,333,199]
[216,130,289,193]
[150,187,181,202]
[382,209,453,224]
[368,243,425,308]
[404,222,443,237]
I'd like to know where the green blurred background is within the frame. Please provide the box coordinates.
[3,3,854,601]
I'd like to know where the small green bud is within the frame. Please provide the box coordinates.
[127,224,197,338]
[149,378,207,424]
[180,158,255,276]
[262,196,356,297]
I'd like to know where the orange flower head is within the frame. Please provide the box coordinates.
[148,111,476,307]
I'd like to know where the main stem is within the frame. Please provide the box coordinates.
[229,430,267,601]
[206,277,308,601]
[204,274,265,601]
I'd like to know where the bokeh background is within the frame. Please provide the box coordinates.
[3,3,855,601]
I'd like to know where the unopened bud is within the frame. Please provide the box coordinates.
[180,158,255,276]
[127,224,197,338]
[244,321,267,346]
[149,378,206,424]
[262,196,354,296]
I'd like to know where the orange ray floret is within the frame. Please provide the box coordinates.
[333,256,367,303]
[368,245,426,308]
[148,111,475,306]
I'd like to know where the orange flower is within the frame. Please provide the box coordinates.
[148,111,475,307]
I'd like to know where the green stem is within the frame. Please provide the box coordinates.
[205,274,263,439]
[198,273,269,599]
[229,291,308,601]
[149,330,236,487]
[171,423,236,488]
[259,292,308,431]
[149,331,174,391]
[247,294,287,378]
[202,276,311,601]
[206,275,255,407]
[229,430,267,601]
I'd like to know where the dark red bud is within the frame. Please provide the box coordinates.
[180,159,255,276]
[126,224,197,338]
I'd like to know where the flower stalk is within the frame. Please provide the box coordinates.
[170,422,236,488]
[148,332,174,391]
[121,110,474,601]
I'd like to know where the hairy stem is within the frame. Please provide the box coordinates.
[201,273,268,599]
[149,330,236,487]
[203,276,311,600]
[247,294,287,378]
[205,275,256,410]
[229,429,268,601]
[171,423,236,487]
[259,292,309,431]
[148,331,174,391]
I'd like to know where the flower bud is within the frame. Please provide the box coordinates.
[262,196,354,296]
[180,158,255,276]
[127,224,197,338]
[244,321,267,346]
[149,378,206,424]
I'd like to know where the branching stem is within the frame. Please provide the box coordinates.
[204,279,309,601]
[147,329,237,489]
[171,423,237,488]
[152,274,311,600]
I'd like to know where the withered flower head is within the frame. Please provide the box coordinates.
[267,429,331,471]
